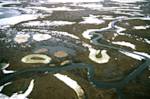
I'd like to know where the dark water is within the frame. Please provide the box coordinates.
[0,0,150,99]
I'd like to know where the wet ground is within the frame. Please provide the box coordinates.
[0,0,150,99]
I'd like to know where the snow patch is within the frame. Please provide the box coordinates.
[75,3,103,10]
[51,31,80,39]
[120,51,144,60]
[47,0,104,3]
[0,14,41,26]
[23,20,75,26]
[80,15,105,24]
[0,63,15,74]
[0,80,34,99]
[144,39,150,44]
[88,48,110,64]
[0,1,21,7]
[0,12,3,15]
[111,0,144,3]
[133,25,150,30]
[133,51,150,59]
[28,6,81,11]
[112,41,136,49]
[82,29,99,39]
[114,25,126,34]
[102,15,114,20]
[33,34,52,41]
[14,34,30,44]
[54,73,84,99]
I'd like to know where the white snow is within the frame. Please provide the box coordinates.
[102,15,114,20]
[82,42,110,64]
[27,7,53,13]
[22,29,79,39]
[0,82,11,98]
[47,0,104,3]
[2,69,15,74]
[0,63,15,74]
[33,34,52,41]
[80,15,105,24]
[111,0,144,3]
[82,19,119,40]
[23,21,75,26]
[54,73,84,99]
[88,48,110,64]
[22,80,34,97]
[0,80,34,99]
[21,54,51,64]
[133,25,150,30]
[82,42,92,48]
[48,0,143,3]
[112,41,136,49]
[1,63,10,70]
[116,8,142,12]
[82,29,99,39]
[82,20,114,40]
[122,51,150,60]
[74,3,134,12]
[50,21,75,26]
[28,6,81,12]
[0,82,12,92]
[10,79,34,99]
[51,31,80,39]
[114,25,126,34]
[14,34,30,44]
[75,3,103,10]
[48,6,74,11]
[0,1,21,7]
[120,51,144,60]
[0,14,41,26]
[133,51,150,59]
[129,16,150,21]
[144,39,150,44]
[0,12,3,15]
